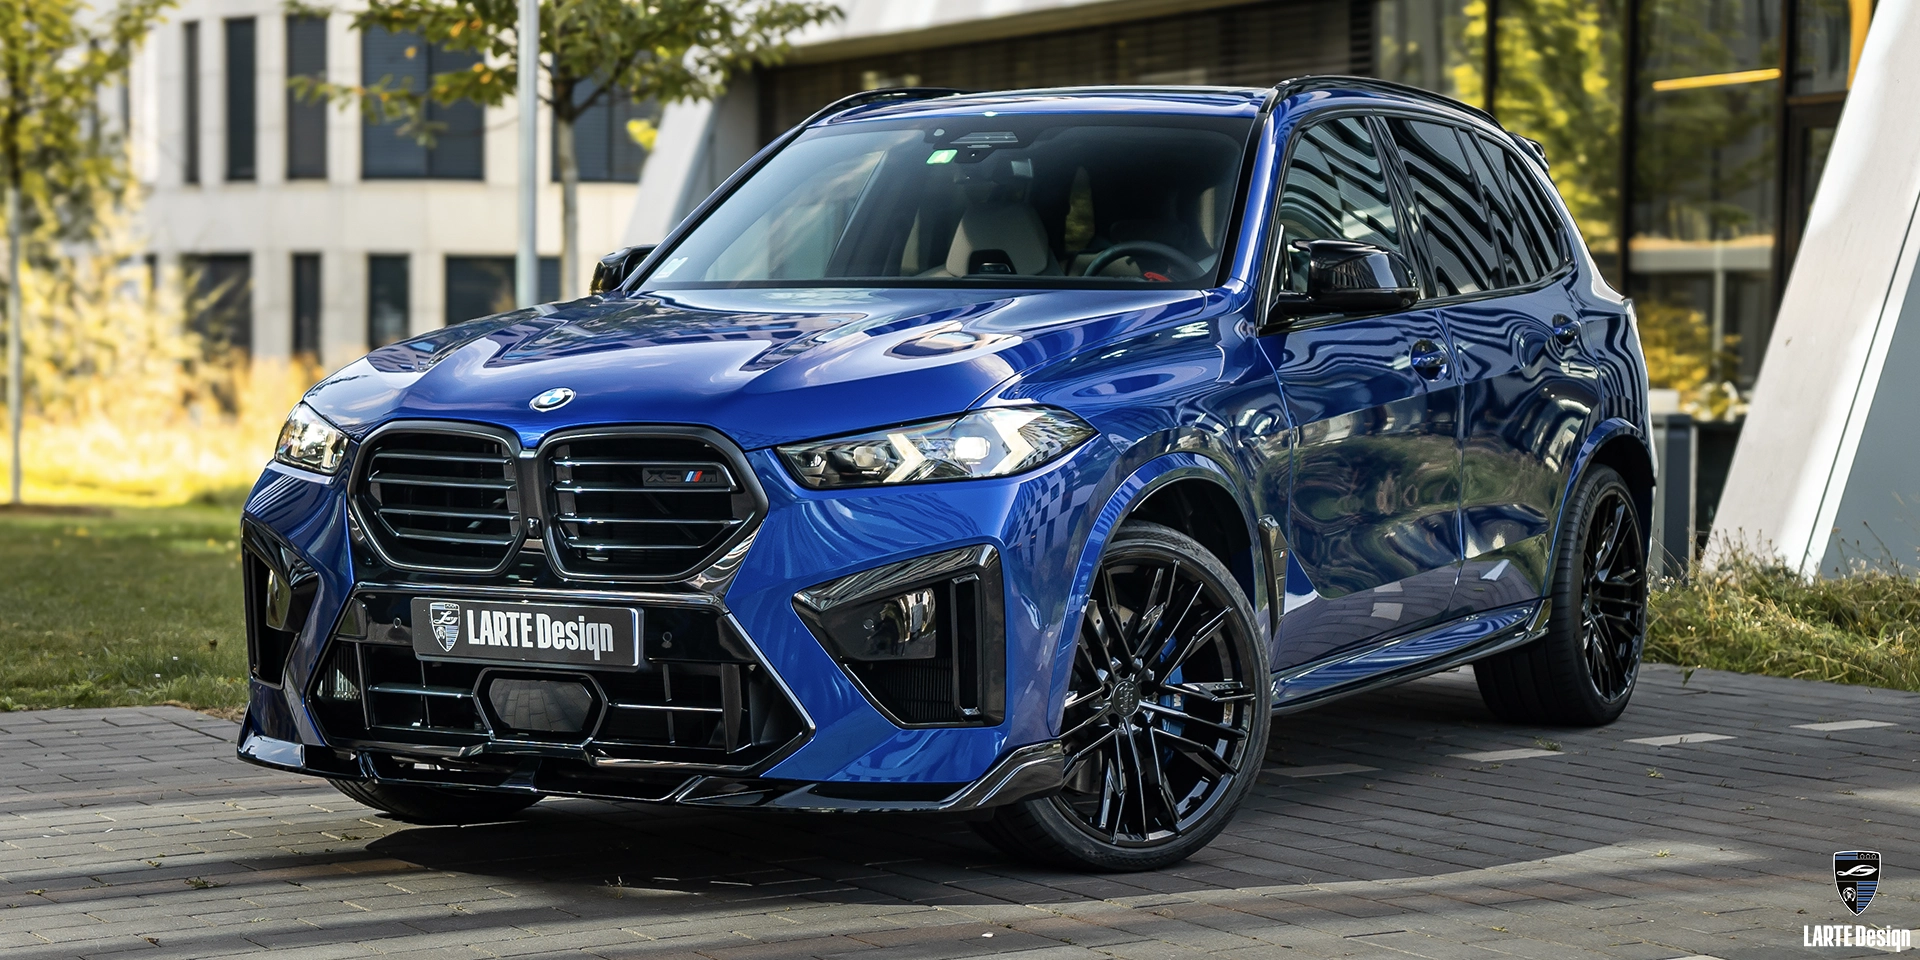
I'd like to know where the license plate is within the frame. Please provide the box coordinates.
[410,598,641,670]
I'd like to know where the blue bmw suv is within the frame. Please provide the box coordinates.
[242,77,1653,871]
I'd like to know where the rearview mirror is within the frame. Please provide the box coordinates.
[590,244,656,295]
[1264,238,1419,330]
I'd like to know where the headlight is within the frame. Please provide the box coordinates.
[274,402,348,475]
[779,407,1096,489]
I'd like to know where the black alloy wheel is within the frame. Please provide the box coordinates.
[1579,485,1646,701]
[976,522,1270,871]
[1474,464,1648,726]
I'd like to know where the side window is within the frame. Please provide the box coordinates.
[1463,132,1527,286]
[1274,116,1400,292]
[1387,119,1496,296]
[1501,148,1568,275]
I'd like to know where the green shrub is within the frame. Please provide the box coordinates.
[1648,554,1920,690]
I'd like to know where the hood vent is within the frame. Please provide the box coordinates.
[542,429,763,581]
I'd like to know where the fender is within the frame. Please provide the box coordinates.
[1547,416,1655,573]
[1045,451,1269,735]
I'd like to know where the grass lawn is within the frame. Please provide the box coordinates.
[1,503,1916,717]
[0,505,247,716]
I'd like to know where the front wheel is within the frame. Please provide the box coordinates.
[1473,464,1648,726]
[975,522,1270,871]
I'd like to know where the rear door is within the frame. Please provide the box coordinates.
[1262,114,1465,672]
[1384,117,1599,614]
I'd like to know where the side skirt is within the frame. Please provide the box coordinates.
[1269,600,1547,716]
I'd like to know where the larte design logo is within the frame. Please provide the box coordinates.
[1837,851,1881,915]
[428,602,461,652]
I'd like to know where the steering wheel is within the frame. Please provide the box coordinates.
[1081,241,1207,281]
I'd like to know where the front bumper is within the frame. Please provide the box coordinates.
[239,712,1065,813]
[237,425,1114,803]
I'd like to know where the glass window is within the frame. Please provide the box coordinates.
[642,114,1255,288]
[368,255,410,347]
[184,22,200,184]
[1633,0,1781,395]
[445,256,560,325]
[1461,130,1525,287]
[555,90,657,184]
[1792,0,1869,94]
[1274,115,1400,292]
[286,15,327,180]
[360,28,484,180]
[224,19,256,181]
[1374,0,1486,108]
[1389,119,1496,296]
[184,254,253,354]
[1493,0,1625,285]
[292,253,321,358]
[1499,146,1568,278]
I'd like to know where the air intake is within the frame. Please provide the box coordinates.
[354,427,522,574]
[542,429,761,581]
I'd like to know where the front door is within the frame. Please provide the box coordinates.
[1260,114,1464,672]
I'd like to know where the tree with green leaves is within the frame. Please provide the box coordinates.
[1,0,174,504]
[301,0,838,300]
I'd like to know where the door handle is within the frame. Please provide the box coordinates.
[1551,315,1582,347]
[1410,339,1448,379]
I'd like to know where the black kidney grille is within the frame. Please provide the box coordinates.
[359,431,520,571]
[546,435,750,580]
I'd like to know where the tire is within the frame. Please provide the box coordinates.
[975,522,1271,871]
[328,779,542,824]
[1473,464,1648,726]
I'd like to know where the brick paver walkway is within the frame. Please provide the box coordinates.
[4,664,1916,960]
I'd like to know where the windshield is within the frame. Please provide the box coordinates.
[638,113,1257,290]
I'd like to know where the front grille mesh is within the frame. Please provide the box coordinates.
[358,431,520,572]
[545,435,752,580]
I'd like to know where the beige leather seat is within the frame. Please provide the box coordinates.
[923,201,1061,277]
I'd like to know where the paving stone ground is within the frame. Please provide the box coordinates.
[4,664,1918,960]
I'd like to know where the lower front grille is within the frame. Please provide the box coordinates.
[309,592,806,771]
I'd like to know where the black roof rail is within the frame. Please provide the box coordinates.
[1271,75,1498,127]
[1270,75,1550,167]
[798,86,973,128]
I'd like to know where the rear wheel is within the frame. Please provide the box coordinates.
[328,779,541,824]
[1473,464,1647,726]
[975,522,1269,871]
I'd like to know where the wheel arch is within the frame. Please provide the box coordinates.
[1048,452,1270,735]
[1578,420,1656,537]
[1119,473,1260,606]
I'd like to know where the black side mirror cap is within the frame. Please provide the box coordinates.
[1261,238,1419,332]
[590,244,657,295]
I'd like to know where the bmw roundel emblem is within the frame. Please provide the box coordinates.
[530,387,575,412]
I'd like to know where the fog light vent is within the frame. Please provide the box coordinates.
[487,677,595,734]
[793,545,1004,727]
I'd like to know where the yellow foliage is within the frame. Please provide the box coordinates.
[625,117,658,152]
[1,207,319,506]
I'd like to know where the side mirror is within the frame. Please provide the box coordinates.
[1265,238,1419,329]
[590,244,656,295]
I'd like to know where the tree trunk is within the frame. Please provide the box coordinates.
[556,111,579,300]
[5,177,21,505]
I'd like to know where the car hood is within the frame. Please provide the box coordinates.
[303,286,1208,450]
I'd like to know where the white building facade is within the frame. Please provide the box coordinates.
[131,0,643,368]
